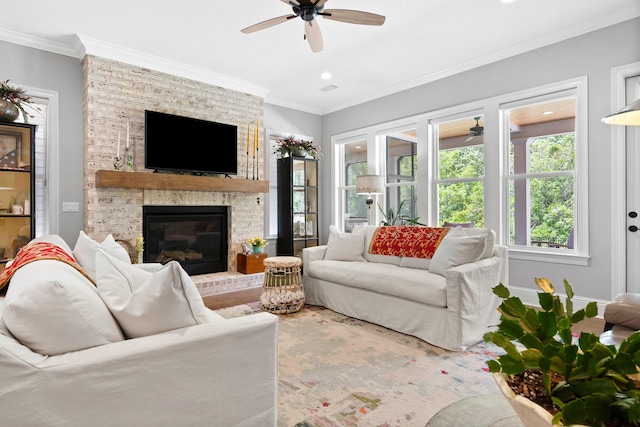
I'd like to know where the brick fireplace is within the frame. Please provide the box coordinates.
[81,56,267,296]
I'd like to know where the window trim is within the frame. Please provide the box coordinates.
[501,78,589,265]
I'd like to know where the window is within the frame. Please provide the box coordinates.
[343,139,368,231]
[502,91,577,250]
[433,114,485,227]
[382,130,418,223]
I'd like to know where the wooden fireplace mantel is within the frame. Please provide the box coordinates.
[95,170,269,193]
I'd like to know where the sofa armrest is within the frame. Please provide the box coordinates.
[444,245,508,315]
[302,245,327,270]
[0,312,279,426]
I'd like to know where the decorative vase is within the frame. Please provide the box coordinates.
[0,99,19,122]
[290,147,307,157]
[252,245,263,254]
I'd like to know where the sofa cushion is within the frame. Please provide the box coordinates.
[324,225,366,262]
[429,235,486,276]
[73,231,131,280]
[2,260,124,355]
[95,251,223,339]
[306,259,447,307]
[31,234,74,258]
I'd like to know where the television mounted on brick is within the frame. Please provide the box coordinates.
[144,110,238,175]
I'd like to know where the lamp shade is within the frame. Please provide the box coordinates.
[602,98,640,126]
[355,175,384,195]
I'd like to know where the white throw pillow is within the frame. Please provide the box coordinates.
[3,260,124,355]
[460,228,495,259]
[428,235,486,276]
[73,231,131,280]
[324,225,366,262]
[95,251,223,339]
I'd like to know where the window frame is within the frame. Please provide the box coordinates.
[330,76,589,266]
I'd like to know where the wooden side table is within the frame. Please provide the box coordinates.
[237,252,267,274]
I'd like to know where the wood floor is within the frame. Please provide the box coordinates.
[202,287,261,310]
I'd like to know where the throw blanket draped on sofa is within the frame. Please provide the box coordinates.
[0,242,93,289]
[368,226,449,258]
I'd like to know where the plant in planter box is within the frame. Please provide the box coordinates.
[484,278,640,426]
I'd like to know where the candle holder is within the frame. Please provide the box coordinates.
[114,155,123,171]
[125,146,134,172]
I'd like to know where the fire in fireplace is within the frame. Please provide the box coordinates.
[142,206,228,275]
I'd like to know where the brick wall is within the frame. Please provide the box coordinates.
[82,55,265,274]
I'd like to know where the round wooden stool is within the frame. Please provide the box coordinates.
[260,256,304,314]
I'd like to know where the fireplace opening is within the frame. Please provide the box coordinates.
[143,205,228,275]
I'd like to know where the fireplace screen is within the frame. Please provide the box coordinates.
[143,206,228,275]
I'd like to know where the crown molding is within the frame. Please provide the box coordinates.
[76,35,269,99]
[0,28,81,58]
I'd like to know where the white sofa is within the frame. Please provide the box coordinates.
[0,233,278,427]
[302,225,508,351]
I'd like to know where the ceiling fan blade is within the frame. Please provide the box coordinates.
[315,0,328,8]
[465,135,476,142]
[280,0,300,5]
[241,15,295,34]
[321,9,385,26]
[305,20,323,53]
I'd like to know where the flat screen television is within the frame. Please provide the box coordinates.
[144,110,238,175]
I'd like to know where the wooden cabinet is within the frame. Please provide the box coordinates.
[277,156,318,258]
[0,122,35,264]
[237,252,267,274]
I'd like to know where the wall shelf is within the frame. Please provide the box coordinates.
[95,170,269,193]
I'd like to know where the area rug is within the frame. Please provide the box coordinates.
[217,304,503,427]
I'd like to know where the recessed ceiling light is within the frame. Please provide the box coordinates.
[321,72,332,80]
[543,111,554,115]
[501,0,516,3]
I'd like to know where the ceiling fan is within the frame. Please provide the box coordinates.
[465,117,484,142]
[241,0,386,53]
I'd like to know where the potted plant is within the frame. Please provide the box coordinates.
[484,278,640,426]
[274,136,321,159]
[246,236,268,254]
[377,200,425,226]
[0,80,38,123]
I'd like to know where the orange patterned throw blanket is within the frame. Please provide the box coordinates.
[0,242,94,290]
[368,226,450,259]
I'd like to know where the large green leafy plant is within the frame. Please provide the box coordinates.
[484,278,640,426]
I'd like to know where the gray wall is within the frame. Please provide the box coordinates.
[0,40,84,245]
[321,17,640,302]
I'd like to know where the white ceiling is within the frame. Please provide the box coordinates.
[1,0,639,115]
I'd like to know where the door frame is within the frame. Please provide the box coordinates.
[611,61,640,298]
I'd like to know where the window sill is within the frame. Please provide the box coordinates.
[508,246,590,266]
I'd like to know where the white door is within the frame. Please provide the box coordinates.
[625,75,640,292]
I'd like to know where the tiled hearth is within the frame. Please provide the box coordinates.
[192,271,264,297]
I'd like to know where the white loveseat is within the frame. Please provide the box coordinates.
[303,225,508,351]
[0,233,278,427]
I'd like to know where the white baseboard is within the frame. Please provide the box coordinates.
[509,286,609,319]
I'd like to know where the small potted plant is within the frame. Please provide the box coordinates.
[274,136,321,159]
[484,278,640,426]
[0,80,39,123]
[246,237,268,254]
